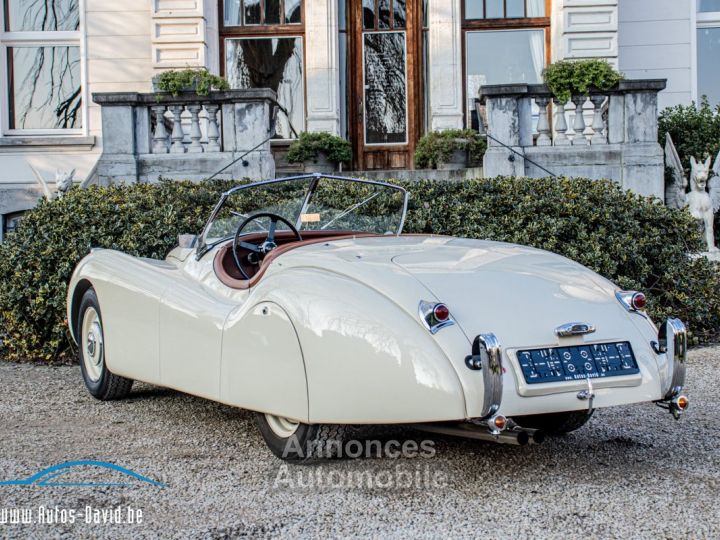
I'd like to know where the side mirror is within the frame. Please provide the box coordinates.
[178,234,197,249]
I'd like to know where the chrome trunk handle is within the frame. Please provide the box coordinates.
[555,322,596,337]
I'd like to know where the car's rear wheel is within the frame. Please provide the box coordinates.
[77,288,133,400]
[513,409,594,435]
[254,413,352,462]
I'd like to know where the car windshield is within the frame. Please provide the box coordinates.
[199,175,408,253]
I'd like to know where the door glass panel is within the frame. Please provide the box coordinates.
[393,0,406,28]
[465,0,484,20]
[285,0,302,23]
[226,37,305,139]
[5,0,79,31]
[363,0,375,28]
[363,32,407,144]
[378,0,391,28]
[244,0,262,24]
[8,46,82,129]
[266,0,281,24]
[486,0,504,18]
[507,0,525,18]
[698,27,720,106]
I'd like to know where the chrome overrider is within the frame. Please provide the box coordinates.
[652,318,689,419]
[470,333,504,420]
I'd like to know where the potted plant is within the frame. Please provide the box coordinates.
[152,68,230,98]
[286,132,352,173]
[414,129,487,170]
[542,59,624,103]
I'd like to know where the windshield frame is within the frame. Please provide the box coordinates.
[196,173,409,258]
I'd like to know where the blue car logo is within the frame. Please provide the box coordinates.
[0,460,164,487]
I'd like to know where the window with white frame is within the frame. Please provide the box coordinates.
[1,0,83,135]
[698,0,720,106]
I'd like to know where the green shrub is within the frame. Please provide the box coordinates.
[153,68,229,98]
[543,59,624,104]
[658,97,720,175]
[414,129,487,169]
[286,132,352,164]
[0,176,717,361]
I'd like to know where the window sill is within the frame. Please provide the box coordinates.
[0,136,96,149]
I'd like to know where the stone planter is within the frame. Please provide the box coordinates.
[437,147,468,170]
[303,151,336,174]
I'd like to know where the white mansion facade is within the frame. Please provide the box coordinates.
[0,0,718,237]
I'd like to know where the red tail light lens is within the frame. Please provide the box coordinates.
[433,303,450,322]
[631,292,647,310]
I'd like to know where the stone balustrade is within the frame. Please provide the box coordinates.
[93,89,277,184]
[477,79,667,199]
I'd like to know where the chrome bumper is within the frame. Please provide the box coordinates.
[652,318,689,419]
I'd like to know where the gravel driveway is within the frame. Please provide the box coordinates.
[0,347,718,539]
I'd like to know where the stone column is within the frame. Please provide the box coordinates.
[480,85,527,178]
[428,0,463,130]
[304,0,341,134]
[93,94,140,184]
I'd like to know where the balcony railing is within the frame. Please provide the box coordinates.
[93,89,277,183]
[477,79,667,199]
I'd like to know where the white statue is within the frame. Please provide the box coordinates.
[28,164,75,200]
[664,134,720,253]
[686,156,718,253]
[55,169,75,196]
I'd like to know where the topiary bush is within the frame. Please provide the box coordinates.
[153,68,229,98]
[0,176,717,361]
[543,59,624,104]
[414,129,487,169]
[286,132,352,164]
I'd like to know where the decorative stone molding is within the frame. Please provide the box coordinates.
[151,0,220,74]
[555,0,619,64]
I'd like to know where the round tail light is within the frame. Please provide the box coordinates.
[492,415,507,431]
[675,395,689,411]
[433,303,450,322]
[631,292,647,310]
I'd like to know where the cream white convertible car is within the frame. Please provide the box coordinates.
[67,175,688,460]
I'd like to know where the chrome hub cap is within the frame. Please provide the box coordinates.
[265,414,300,438]
[81,307,104,383]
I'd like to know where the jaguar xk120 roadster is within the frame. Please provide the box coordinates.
[67,175,688,460]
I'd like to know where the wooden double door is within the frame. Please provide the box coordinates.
[348,0,423,170]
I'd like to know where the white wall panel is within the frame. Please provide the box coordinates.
[618,0,693,109]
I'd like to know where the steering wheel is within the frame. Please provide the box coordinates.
[232,212,302,279]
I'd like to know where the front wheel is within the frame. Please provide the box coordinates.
[77,288,133,401]
[513,409,594,435]
[254,413,352,462]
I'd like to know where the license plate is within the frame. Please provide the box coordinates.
[516,342,639,384]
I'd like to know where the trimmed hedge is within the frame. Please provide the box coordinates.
[0,177,718,361]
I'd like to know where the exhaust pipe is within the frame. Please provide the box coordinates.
[415,422,541,446]
[515,427,545,445]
